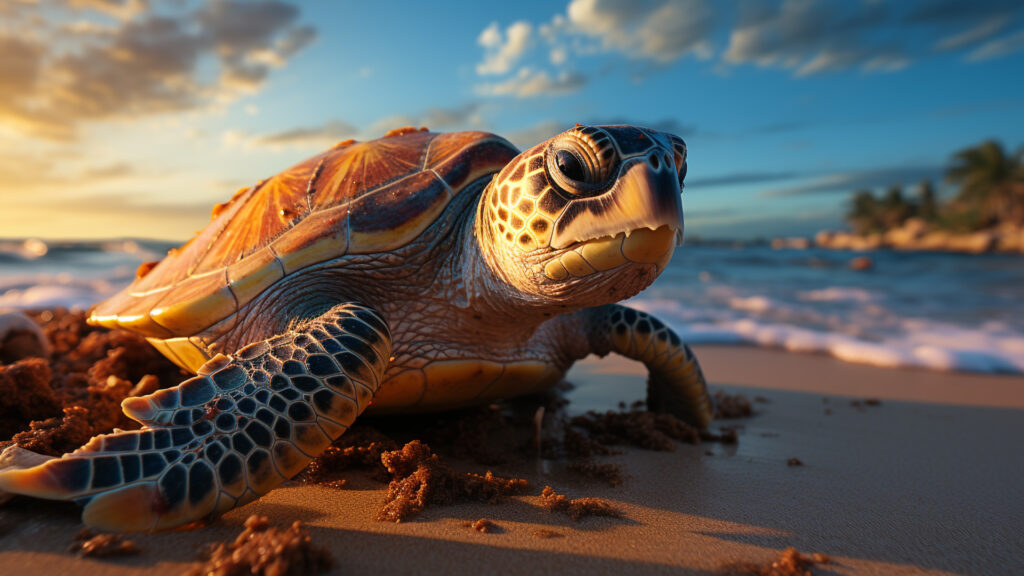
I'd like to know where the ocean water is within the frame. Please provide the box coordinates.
[1,239,1022,374]
[633,244,1024,374]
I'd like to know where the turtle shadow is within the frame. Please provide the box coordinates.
[304,524,713,575]
[394,495,641,533]
[275,474,639,533]
[0,500,326,569]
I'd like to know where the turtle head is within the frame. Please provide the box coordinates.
[477,124,687,307]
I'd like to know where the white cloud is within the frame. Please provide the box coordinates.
[936,17,1009,51]
[474,0,1024,87]
[0,0,316,140]
[67,0,149,21]
[861,54,911,73]
[724,0,911,77]
[549,46,568,65]
[566,0,714,62]
[476,20,533,75]
[476,67,585,98]
[967,29,1024,61]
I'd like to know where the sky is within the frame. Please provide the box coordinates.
[1,0,1023,241]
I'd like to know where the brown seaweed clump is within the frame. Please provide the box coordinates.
[0,309,183,455]
[0,327,48,364]
[68,528,140,558]
[297,425,399,487]
[184,515,332,576]
[713,391,754,419]
[722,547,831,576]
[377,440,530,522]
[0,359,60,439]
[569,408,700,451]
[539,486,620,521]
[423,404,525,466]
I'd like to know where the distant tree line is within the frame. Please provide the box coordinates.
[846,140,1024,235]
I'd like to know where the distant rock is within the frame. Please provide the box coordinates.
[849,256,873,271]
[816,219,1024,254]
[771,237,811,250]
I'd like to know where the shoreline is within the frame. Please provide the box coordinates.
[692,344,1024,407]
[2,345,1022,574]
[811,223,1024,255]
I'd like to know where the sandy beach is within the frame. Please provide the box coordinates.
[1,344,1021,575]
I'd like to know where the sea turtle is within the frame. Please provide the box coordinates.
[0,124,712,532]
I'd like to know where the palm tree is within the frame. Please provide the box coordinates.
[846,189,880,234]
[946,140,1024,226]
[880,185,912,228]
[917,180,938,222]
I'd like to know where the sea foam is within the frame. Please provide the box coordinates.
[631,297,1024,374]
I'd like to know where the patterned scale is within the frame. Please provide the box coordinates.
[0,303,391,532]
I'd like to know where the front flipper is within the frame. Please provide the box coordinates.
[586,304,713,429]
[0,303,391,532]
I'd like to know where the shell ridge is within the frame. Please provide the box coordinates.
[304,156,326,215]
[264,242,288,278]
[422,136,435,170]
[430,169,455,198]
[222,267,240,321]
[186,184,262,277]
[349,171,423,205]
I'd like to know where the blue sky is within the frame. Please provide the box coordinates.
[1,0,1023,240]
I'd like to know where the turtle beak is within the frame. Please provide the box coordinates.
[550,154,684,250]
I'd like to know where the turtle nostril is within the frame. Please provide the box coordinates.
[649,153,660,171]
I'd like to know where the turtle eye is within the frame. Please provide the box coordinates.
[555,149,586,182]
[545,137,608,197]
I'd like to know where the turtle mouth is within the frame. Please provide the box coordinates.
[541,225,678,281]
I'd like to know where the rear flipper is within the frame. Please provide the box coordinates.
[585,304,713,429]
[0,303,391,532]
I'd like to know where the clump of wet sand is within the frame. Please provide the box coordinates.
[68,528,141,558]
[378,440,530,522]
[539,485,621,521]
[722,547,831,575]
[184,514,332,576]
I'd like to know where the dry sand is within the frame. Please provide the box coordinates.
[1,344,1023,575]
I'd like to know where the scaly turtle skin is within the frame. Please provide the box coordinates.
[0,124,712,531]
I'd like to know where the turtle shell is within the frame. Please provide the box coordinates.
[89,127,518,338]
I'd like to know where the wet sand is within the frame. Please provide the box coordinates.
[2,345,1023,575]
